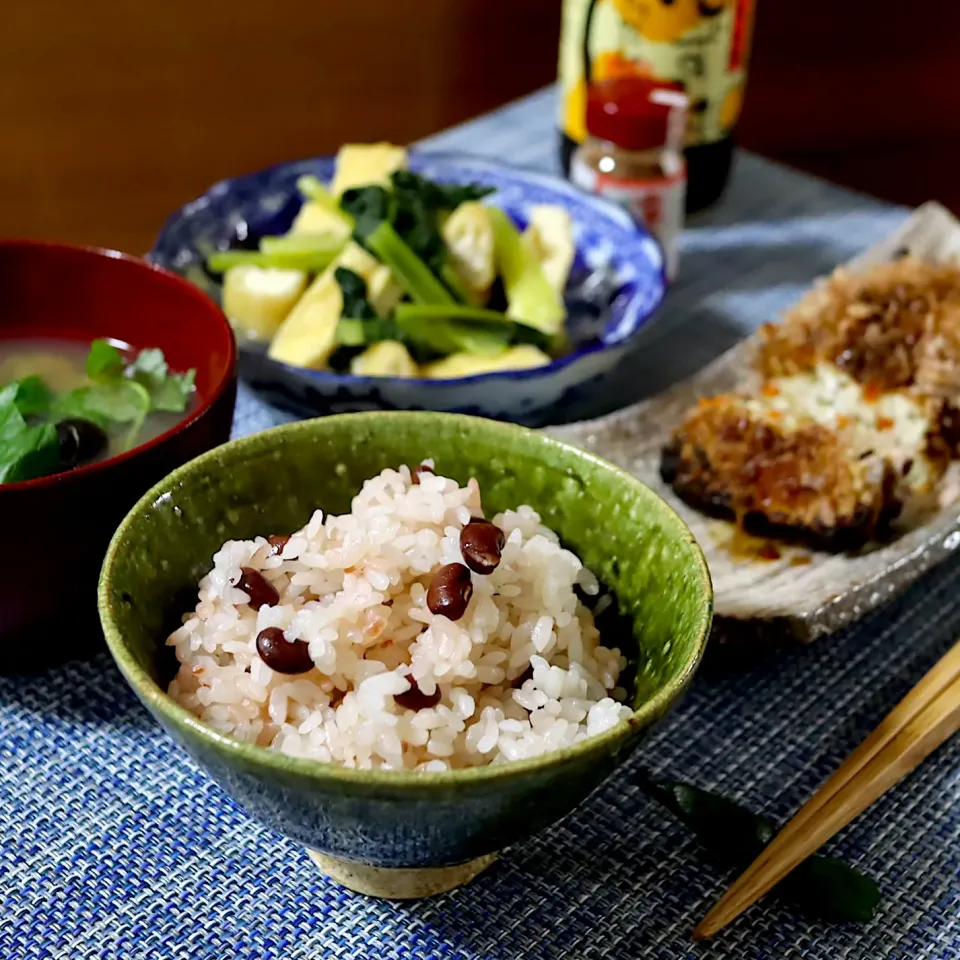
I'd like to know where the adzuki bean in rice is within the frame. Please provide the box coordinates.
[256,627,314,675]
[236,567,279,610]
[426,563,473,621]
[460,518,505,575]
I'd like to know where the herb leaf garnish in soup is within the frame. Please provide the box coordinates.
[0,339,196,484]
[0,387,59,483]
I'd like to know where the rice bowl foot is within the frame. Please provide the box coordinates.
[306,849,498,899]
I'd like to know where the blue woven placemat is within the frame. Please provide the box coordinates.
[3,90,958,959]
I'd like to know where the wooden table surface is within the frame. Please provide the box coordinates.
[2,0,956,253]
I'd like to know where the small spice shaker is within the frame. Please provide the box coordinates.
[570,77,688,280]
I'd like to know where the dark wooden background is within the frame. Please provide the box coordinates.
[2,0,957,253]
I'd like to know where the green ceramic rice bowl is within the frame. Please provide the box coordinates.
[98,412,711,898]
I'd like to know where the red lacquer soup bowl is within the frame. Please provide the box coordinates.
[0,241,237,671]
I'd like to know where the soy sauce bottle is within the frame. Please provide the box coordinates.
[557,0,756,212]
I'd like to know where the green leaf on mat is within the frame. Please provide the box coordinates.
[634,770,882,925]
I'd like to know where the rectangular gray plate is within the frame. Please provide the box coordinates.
[552,202,960,647]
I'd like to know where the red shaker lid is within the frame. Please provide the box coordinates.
[585,77,687,151]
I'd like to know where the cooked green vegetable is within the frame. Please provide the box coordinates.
[395,308,511,358]
[259,234,347,257]
[489,207,566,338]
[333,268,399,347]
[207,154,577,380]
[206,245,342,273]
[635,770,882,924]
[295,175,354,226]
[439,262,472,304]
[393,304,553,353]
[390,173,444,274]
[391,170,493,213]
[335,267,377,320]
[55,379,151,430]
[339,185,393,246]
[341,171,493,296]
[365,222,455,306]
[333,319,366,348]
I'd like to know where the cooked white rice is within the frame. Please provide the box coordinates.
[167,463,631,771]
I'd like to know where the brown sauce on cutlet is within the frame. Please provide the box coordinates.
[669,398,895,552]
[672,400,869,526]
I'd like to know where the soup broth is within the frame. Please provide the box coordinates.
[0,338,195,477]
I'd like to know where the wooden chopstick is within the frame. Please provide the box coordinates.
[710,639,960,892]
[693,639,960,940]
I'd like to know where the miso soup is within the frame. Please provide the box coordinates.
[0,337,196,485]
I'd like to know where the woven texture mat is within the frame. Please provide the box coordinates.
[3,91,958,958]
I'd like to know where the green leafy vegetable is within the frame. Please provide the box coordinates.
[395,307,511,357]
[393,303,553,353]
[127,346,193,410]
[0,391,60,483]
[0,422,59,484]
[149,369,196,413]
[339,186,393,246]
[296,174,355,226]
[635,770,882,924]
[206,246,341,273]
[86,339,126,380]
[334,319,367,347]
[0,399,26,442]
[333,268,399,347]
[4,377,53,419]
[389,173,446,275]
[388,171,492,284]
[128,347,168,389]
[439,262,471,303]
[83,340,195,418]
[390,170,493,215]
[54,380,152,434]
[335,267,377,320]
[489,207,566,337]
[259,234,347,257]
[338,172,492,297]
[365,222,455,306]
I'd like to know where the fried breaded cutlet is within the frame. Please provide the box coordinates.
[661,396,899,552]
[662,258,960,553]
[758,257,960,397]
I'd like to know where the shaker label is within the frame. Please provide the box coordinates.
[570,156,685,280]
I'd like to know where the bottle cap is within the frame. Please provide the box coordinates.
[585,77,688,152]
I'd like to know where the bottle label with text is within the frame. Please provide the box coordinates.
[558,0,755,148]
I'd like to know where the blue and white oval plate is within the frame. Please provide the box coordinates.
[150,152,666,426]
